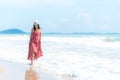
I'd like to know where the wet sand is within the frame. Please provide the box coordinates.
[0,59,59,80]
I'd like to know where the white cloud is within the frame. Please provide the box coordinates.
[0,0,76,7]
[60,18,70,23]
[78,12,93,25]
[100,24,109,29]
[98,24,112,32]
[0,0,31,8]
[46,23,57,28]
[78,12,89,17]
[99,16,111,22]
[111,0,120,3]
[38,0,76,7]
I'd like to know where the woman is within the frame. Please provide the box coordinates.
[28,21,43,65]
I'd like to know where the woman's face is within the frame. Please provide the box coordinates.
[35,25,38,29]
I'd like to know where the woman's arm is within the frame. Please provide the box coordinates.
[40,29,42,33]
[30,28,34,38]
[39,29,42,41]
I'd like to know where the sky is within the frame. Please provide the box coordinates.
[0,0,120,33]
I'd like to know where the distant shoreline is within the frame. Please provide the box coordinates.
[0,28,27,34]
[1,28,120,34]
[1,32,120,35]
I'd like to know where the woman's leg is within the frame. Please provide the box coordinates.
[31,54,33,65]
[31,47,34,65]
[31,53,34,65]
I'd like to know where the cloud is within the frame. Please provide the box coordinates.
[60,18,70,23]
[78,12,89,17]
[112,0,120,3]
[78,12,93,25]
[38,0,76,7]
[98,24,113,32]
[0,0,76,7]
[0,0,32,9]
[100,24,109,29]
[99,16,111,22]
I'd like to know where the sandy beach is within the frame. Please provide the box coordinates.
[0,59,59,80]
[1,34,120,80]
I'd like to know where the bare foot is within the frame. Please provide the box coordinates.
[31,60,33,65]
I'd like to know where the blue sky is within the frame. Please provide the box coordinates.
[0,0,120,33]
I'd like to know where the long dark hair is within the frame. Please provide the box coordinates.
[33,24,40,31]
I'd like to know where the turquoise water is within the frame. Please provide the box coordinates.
[43,33,120,40]
[1,33,120,43]
[1,33,120,42]
[1,33,120,36]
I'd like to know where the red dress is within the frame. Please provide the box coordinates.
[28,30,43,60]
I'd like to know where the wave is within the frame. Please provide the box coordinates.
[104,37,120,42]
[1,34,120,80]
[0,34,29,40]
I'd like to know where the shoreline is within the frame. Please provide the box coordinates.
[0,59,59,80]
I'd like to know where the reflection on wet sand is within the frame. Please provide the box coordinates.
[25,65,39,80]
[0,66,5,73]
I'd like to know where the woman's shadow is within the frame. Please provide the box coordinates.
[25,65,39,80]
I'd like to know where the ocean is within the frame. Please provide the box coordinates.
[0,33,120,80]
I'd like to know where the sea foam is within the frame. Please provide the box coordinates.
[0,34,120,80]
